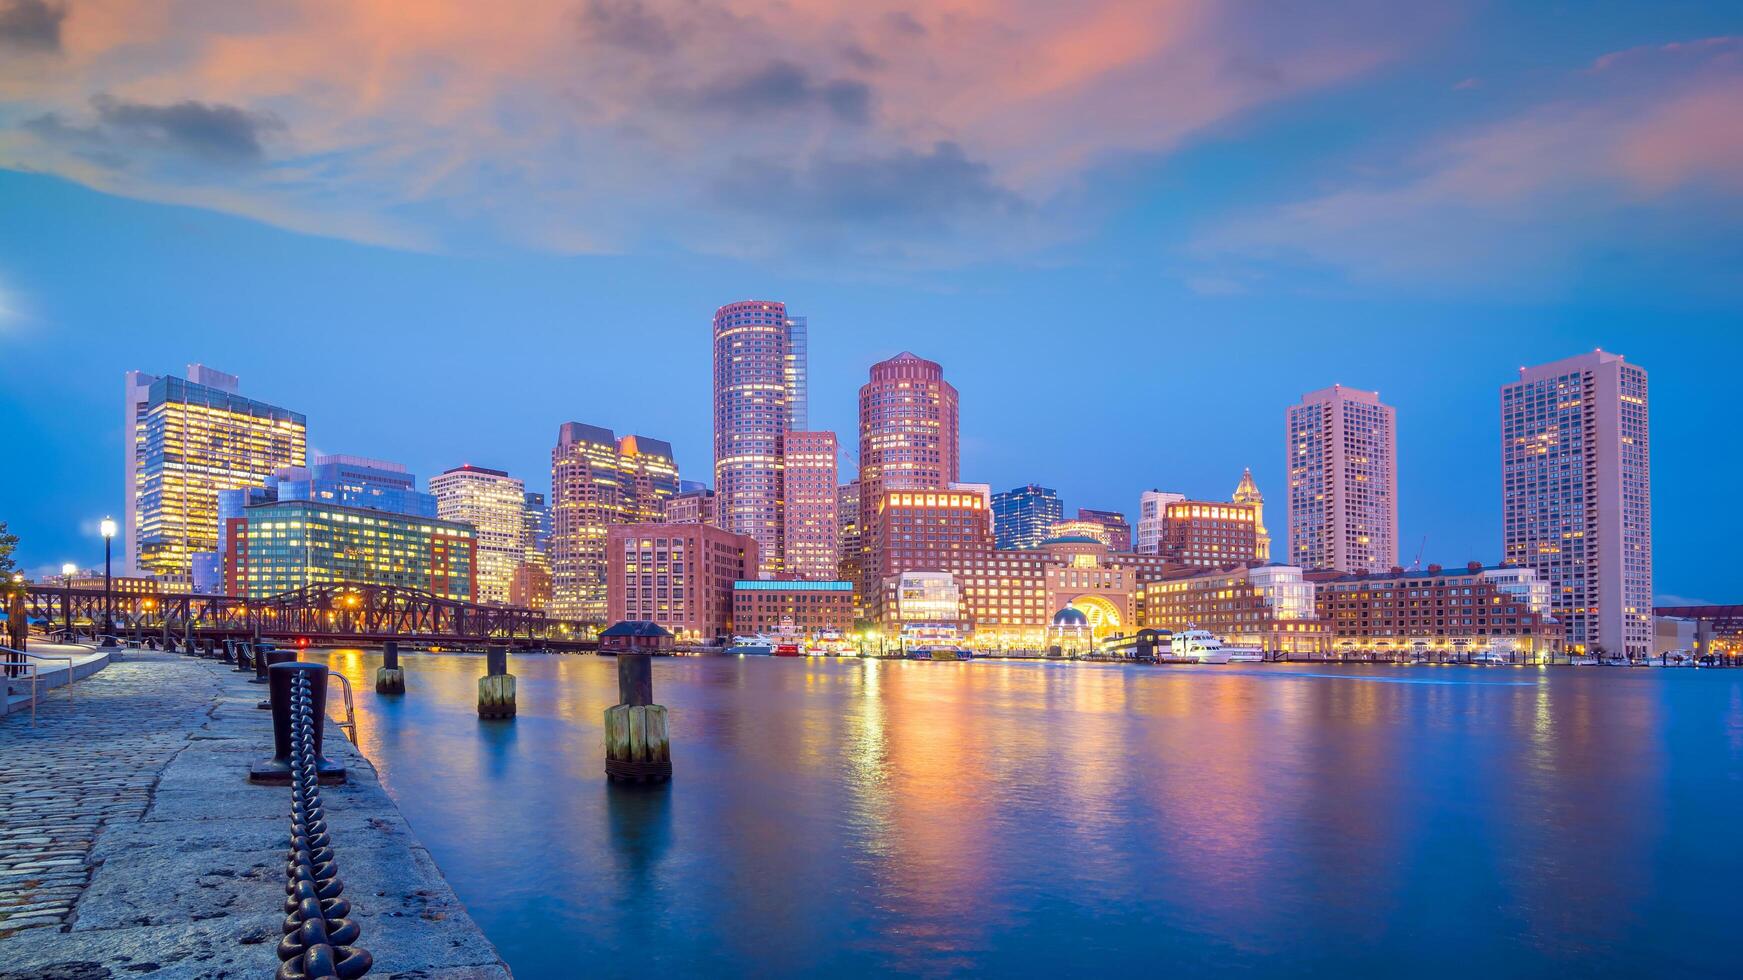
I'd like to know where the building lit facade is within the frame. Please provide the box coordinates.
[835,479,861,587]
[606,523,758,641]
[1502,350,1652,655]
[991,484,1062,550]
[858,352,959,596]
[124,365,306,586]
[1232,468,1271,561]
[1141,564,1330,656]
[429,464,526,605]
[1074,508,1131,552]
[225,500,475,600]
[550,422,680,621]
[1159,499,1261,568]
[731,580,855,636]
[1309,561,1563,657]
[1287,384,1398,573]
[1047,519,1114,548]
[713,300,806,576]
[781,430,839,579]
[1135,490,1185,555]
[663,487,717,526]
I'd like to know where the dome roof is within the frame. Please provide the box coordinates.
[1051,607,1090,626]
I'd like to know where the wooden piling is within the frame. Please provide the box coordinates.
[477,644,515,718]
[375,640,405,694]
[605,653,671,782]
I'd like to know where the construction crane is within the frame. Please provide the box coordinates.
[1410,535,1427,571]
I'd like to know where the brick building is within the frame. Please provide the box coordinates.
[606,523,758,641]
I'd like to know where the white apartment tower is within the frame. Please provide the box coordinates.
[1501,351,1652,656]
[1135,490,1185,555]
[1286,385,1398,574]
[429,465,526,605]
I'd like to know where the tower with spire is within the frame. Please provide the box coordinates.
[1233,468,1271,561]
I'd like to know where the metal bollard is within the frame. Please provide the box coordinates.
[250,661,346,785]
[257,649,297,708]
[252,642,284,684]
[233,640,254,673]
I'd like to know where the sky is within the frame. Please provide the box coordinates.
[0,0,1739,602]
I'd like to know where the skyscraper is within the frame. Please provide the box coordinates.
[549,422,680,621]
[1501,351,1652,656]
[1232,468,1271,561]
[124,365,306,585]
[1135,490,1185,555]
[991,485,1063,550]
[1287,385,1398,574]
[781,430,839,579]
[836,479,861,585]
[430,465,526,605]
[1074,508,1131,553]
[712,300,808,576]
[857,352,960,594]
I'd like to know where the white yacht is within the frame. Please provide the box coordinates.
[727,634,774,655]
[1170,629,1264,664]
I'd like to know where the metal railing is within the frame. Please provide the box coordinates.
[3,646,78,726]
[327,671,358,745]
[278,669,372,979]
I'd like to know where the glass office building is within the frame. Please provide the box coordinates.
[226,500,476,600]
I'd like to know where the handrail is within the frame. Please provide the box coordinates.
[3,646,78,706]
[328,671,359,745]
[2,657,41,726]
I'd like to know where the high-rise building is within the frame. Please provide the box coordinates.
[226,499,475,600]
[429,465,526,605]
[1232,468,1271,561]
[781,430,839,579]
[992,484,1063,550]
[1135,490,1185,555]
[858,352,960,595]
[713,300,807,576]
[549,422,680,621]
[1075,508,1131,552]
[522,491,550,559]
[1501,351,1652,655]
[835,480,861,585]
[1287,385,1398,574]
[1158,499,1261,568]
[124,365,306,585]
[785,313,808,432]
[663,487,717,525]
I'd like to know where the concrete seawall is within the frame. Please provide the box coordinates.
[0,650,510,977]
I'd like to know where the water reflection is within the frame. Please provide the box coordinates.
[310,651,1743,977]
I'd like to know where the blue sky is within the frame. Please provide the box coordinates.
[0,1,1739,601]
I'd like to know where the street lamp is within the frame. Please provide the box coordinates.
[99,517,117,646]
[61,562,76,639]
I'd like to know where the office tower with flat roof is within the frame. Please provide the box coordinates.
[430,464,526,605]
[782,430,839,579]
[226,499,474,600]
[713,300,811,577]
[1287,384,1398,574]
[1502,350,1652,656]
[663,487,717,526]
[124,365,306,585]
[836,479,862,586]
[991,484,1062,550]
[549,422,681,621]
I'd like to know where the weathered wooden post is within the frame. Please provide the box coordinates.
[375,640,405,694]
[605,652,672,783]
[477,644,515,719]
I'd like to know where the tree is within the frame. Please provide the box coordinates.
[0,520,17,578]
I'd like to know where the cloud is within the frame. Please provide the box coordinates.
[0,0,63,52]
[1196,36,1743,289]
[0,0,1417,261]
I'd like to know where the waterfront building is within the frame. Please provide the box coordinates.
[880,571,968,643]
[550,422,681,622]
[713,300,807,576]
[430,465,526,605]
[1287,385,1398,573]
[867,489,989,623]
[1501,351,1652,656]
[1047,519,1115,548]
[1141,564,1330,656]
[782,431,839,579]
[67,574,159,597]
[1159,499,1261,568]
[123,365,306,585]
[605,523,758,641]
[731,580,855,636]
[1075,508,1132,553]
[1041,542,1135,641]
[225,499,475,600]
[1308,561,1563,657]
[992,485,1063,551]
[663,487,717,526]
[1232,469,1271,561]
[1135,490,1185,555]
[857,352,960,596]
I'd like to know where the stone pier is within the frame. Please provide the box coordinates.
[0,650,509,977]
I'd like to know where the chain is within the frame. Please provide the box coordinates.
[276,671,373,979]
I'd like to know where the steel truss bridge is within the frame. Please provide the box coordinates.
[23,583,597,651]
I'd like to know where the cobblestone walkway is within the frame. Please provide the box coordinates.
[0,652,220,938]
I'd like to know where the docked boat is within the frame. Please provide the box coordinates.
[1170,629,1263,664]
[728,635,774,655]
[907,645,971,661]
[773,642,803,657]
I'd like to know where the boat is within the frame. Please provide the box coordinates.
[1169,629,1263,664]
[1571,656,1600,666]
[1470,650,1509,665]
[907,645,971,661]
[728,635,773,656]
[773,642,803,657]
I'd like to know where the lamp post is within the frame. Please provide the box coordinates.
[99,517,116,646]
[61,562,76,639]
